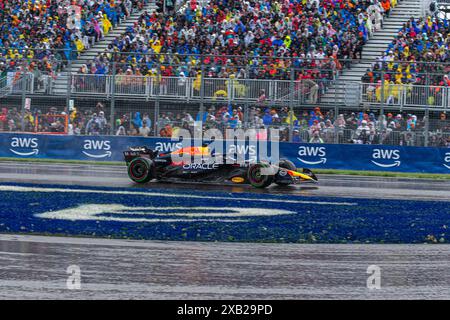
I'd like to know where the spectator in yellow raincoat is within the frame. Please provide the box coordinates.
[151,39,162,53]
[403,45,410,58]
[103,13,113,35]
[213,89,228,100]
[375,81,383,102]
[225,74,246,97]
[146,68,161,86]
[285,111,297,125]
[387,79,402,104]
[74,37,85,53]
[193,71,202,91]
[24,111,34,124]
[394,68,403,83]
[384,80,394,103]
[284,35,292,49]
[70,107,78,123]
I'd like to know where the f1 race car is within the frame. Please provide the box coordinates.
[124,146,318,188]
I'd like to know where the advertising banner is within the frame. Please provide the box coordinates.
[0,133,449,174]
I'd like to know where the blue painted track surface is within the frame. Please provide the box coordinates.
[0,182,449,243]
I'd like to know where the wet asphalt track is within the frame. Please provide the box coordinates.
[3,234,450,300]
[0,161,449,201]
[0,162,450,299]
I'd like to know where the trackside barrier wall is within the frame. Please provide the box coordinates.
[0,133,449,174]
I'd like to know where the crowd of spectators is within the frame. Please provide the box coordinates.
[0,0,148,83]
[362,15,450,105]
[0,0,394,82]
[0,0,399,106]
[149,105,450,146]
[80,0,394,98]
[1,102,449,146]
[0,105,67,133]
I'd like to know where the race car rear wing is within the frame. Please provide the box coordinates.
[123,147,158,164]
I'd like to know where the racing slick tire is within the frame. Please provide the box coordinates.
[127,158,155,183]
[247,163,274,188]
[275,159,297,186]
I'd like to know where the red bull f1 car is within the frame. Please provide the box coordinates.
[124,146,318,188]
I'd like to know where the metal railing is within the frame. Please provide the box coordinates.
[361,83,449,109]
[2,70,450,111]
[70,75,315,104]
[65,74,450,109]
[0,74,34,97]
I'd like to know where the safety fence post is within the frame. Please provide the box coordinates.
[199,58,205,116]
[289,67,295,142]
[334,105,339,144]
[424,107,430,147]
[244,65,250,130]
[20,69,27,132]
[154,57,161,137]
[110,57,117,135]
[66,58,72,128]
[380,69,385,116]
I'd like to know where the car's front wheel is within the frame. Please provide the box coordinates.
[127,158,154,183]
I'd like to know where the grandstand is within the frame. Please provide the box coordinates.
[52,0,159,94]
[0,0,449,147]
[320,0,423,104]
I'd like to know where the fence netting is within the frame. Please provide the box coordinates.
[1,94,449,148]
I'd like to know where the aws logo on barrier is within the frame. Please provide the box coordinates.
[444,152,450,170]
[10,137,39,156]
[155,142,183,153]
[228,145,257,156]
[82,140,112,158]
[297,146,327,165]
[227,144,258,162]
[371,149,401,168]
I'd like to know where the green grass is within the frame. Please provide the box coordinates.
[0,157,448,179]
[0,157,124,166]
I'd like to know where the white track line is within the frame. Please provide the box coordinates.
[0,185,357,206]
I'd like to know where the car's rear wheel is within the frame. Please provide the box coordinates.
[247,163,274,188]
[275,159,297,186]
[128,158,154,183]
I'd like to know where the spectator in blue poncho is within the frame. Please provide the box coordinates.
[133,112,143,130]
[262,110,273,127]
[292,129,303,143]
